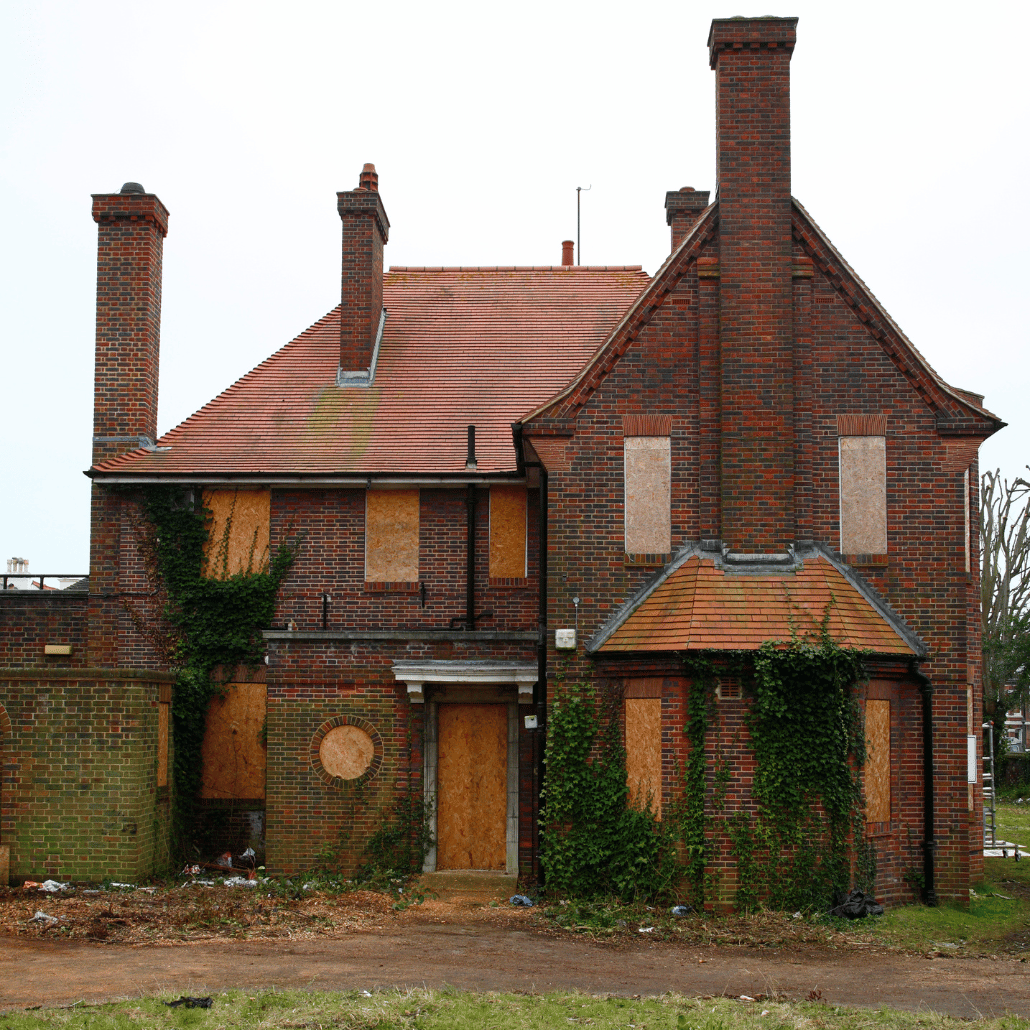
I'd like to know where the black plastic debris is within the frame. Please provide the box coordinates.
[165,997,213,1009]
[670,904,694,917]
[830,889,884,919]
[510,894,535,907]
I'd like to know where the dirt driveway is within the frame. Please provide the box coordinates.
[3,927,1030,1019]
[2,874,1028,1019]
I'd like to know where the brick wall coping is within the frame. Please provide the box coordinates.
[263,629,537,643]
[0,667,176,682]
[0,592,89,606]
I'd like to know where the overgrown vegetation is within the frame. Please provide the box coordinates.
[127,487,299,860]
[539,674,681,902]
[540,634,871,912]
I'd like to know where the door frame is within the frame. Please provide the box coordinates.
[423,699,518,874]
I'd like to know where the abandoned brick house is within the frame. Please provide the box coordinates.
[0,16,1001,905]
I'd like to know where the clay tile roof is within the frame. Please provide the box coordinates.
[596,555,917,656]
[92,266,650,479]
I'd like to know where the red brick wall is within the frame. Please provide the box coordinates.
[0,593,88,668]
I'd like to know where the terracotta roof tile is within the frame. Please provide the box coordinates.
[92,267,650,478]
[600,556,915,655]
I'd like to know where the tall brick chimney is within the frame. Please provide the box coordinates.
[91,182,169,466]
[709,16,798,554]
[337,163,390,383]
[665,187,711,250]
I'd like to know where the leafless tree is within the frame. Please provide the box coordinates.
[981,468,1030,743]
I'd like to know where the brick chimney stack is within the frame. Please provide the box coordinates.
[561,240,574,266]
[337,163,390,380]
[665,187,711,250]
[91,183,169,466]
[709,16,798,553]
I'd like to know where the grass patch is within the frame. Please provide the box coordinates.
[3,990,1029,1030]
[995,800,1030,845]
[871,857,1030,957]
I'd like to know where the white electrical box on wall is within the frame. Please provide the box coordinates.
[555,628,576,649]
[524,715,538,730]
[967,734,978,784]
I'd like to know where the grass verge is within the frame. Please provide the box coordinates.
[870,856,1030,957]
[4,990,1029,1030]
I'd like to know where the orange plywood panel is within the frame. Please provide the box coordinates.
[626,698,662,818]
[437,704,507,870]
[200,683,267,800]
[865,699,891,823]
[203,489,271,578]
[489,486,527,579]
[157,702,169,788]
[366,489,419,582]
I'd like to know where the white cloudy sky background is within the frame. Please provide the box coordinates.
[2,0,1027,571]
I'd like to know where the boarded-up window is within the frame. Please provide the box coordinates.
[203,489,271,578]
[365,489,419,583]
[865,699,890,824]
[839,436,887,554]
[626,697,662,818]
[200,682,268,800]
[490,486,527,579]
[625,438,671,555]
[157,700,170,788]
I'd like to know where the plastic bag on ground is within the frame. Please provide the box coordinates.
[830,888,884,918]
[510,894,534,906]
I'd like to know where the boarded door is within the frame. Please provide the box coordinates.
[437,704,507,870]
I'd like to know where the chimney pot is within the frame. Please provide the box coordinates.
[680,187,694,192]
[561,240,575,266]
[359,163,379,192]
[120,182,146,194]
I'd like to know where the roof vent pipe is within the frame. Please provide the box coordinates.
[561,240,574,266]
[466,425,477,470]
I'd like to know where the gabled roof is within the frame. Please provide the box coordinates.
[588,544,924,657]
[90,266,650,480]
[523,200,1003,435]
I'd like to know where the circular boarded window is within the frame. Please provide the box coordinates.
[319,725,374,780]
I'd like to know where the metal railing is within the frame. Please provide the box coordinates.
[1,573,88,591]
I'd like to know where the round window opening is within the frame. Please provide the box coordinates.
[319,725,375,781]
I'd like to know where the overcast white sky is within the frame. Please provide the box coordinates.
[2,0,1027,573]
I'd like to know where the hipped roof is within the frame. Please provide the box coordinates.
[590,546,924,657]
[91,266,650,479]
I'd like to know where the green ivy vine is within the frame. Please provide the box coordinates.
[128,486,299,857]
[539,672,680,901]
[681,633,874,913]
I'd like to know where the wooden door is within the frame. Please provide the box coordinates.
[436,704,507,870]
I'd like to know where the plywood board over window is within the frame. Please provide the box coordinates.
[489,486,527,580]
[865,699,890,824]
[839,436,887,554]
[203,490,271,578]
[625,696,662,818]
[365,489,420,583]
[200,683,267,800]
[625,438,671,555]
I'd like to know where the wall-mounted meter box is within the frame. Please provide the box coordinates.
[524,715,538,730]
[555,628,576,649]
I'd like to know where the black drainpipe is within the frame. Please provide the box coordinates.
[911,659,937,906]
[512,422,548,883]
[465,482,476,632]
